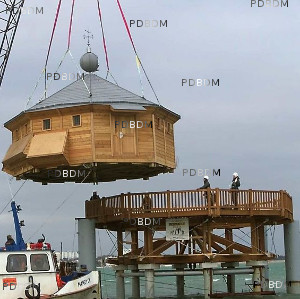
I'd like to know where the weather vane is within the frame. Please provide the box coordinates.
[83,30,93,47]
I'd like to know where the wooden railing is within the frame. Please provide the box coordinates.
[85,189,293,223]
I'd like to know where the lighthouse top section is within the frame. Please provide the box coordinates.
[2,74,180,184]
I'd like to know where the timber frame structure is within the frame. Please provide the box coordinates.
[85,188,293,298]
[86,188,293,265]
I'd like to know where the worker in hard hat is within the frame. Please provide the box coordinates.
[231,172,240,207]
[199,176,210,189]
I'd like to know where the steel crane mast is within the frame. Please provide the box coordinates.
[0,0,24,87]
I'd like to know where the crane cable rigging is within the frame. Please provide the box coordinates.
[116,0,161,104]
[26,0,160,108]
[96,0,117,85]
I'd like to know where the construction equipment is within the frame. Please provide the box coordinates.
[0,0,24,87]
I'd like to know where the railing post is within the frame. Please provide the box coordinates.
[280,190,285,217]
[101,197,107,222]
[120,193,125,218]
[249,189,253,216]
[127,192,131,220]
[167,190,171,218]
[215,188,220,217]
[207,188,211,214]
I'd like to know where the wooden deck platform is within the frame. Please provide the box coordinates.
[85,188,293,230]
[85,188,293,265]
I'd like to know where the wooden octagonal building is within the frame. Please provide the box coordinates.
[2,74,180,183]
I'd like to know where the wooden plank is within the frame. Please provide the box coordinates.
[3,134,32,163]
[27,131,67,157]
[117,230,123,257]
[90,111,96,160]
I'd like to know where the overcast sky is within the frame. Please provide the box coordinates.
[0,0,299,256]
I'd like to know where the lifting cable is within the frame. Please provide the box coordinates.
[116,0,160,104]
[270,225,277,256]
[96,0,118,85]
[25,169,92,242]
[215,220,270,257]
[106,230,118,256]
[0,180,27,216]
[30,0,90,105]
[67,0,75,50]
[105,229,144,257]
[44,0,62,98]
[41,0,90,101]
[72,220,77,252]
[26,0,62,108]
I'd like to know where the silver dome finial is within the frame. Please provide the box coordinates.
[80,30,98,73]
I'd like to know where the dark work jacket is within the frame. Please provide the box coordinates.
[231,177,240,189]
[199,179,210,189]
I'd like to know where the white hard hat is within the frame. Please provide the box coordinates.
[204,176,209,180]
[233,172,239,177]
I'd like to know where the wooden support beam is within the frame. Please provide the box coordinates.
[211,234,252,254]
[112,253,273,265]
[179,241,188,255]
[258,224,265,253]
[144,227,153,255]
[215,188,220,217]
[210,240,224,253]
[131,230,138,252]
[151,240,176,256]
[117,229,123,257]
[203,225,207,254]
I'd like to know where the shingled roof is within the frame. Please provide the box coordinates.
[27,73,157,112]
[5,74,180,127]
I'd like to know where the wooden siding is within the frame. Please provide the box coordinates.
[3,105,179,180]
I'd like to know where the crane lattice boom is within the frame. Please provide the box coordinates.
[0,0,24,87]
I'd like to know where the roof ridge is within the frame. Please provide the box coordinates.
[27,73,156,112]
[89,74,155,104]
